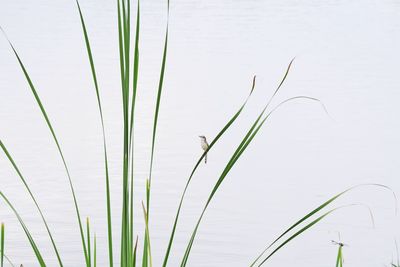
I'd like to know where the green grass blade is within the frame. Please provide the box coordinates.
[162,75,257,267]
[117,0,129,265]
[141,201,153,267]
[0,140,63,266]
[129,1,140,264]
[249,184,396,266]
[0,227,2,267]
[133,236,138,267]
[87,218,91,267]
[256,203,372,266]
[0,28,89,266]
[145,1,169,265]
[75,2,114,266]
[335,246,342,267]
[148,0,170,188]
[179,60,296,266]
[94,234,97,267]
[257,208,338,266]
[0,192,46,266]
[0,245,15,267]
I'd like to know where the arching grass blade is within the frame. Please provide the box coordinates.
[250,183,396,266]
[162,75,257,267]
[179,60,297,267]
[0,140,63,266]
[0,192,46,266]
[0,27,88,266]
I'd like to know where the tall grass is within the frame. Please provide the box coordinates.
[0,1,397,266]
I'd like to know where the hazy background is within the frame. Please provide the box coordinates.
[0,0,399,266]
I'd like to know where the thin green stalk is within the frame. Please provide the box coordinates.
[335,246,343,267]
[0,192,46,266]
[0,249,14,267]
[162,75,257,267]
[0,224,15,267]
[75,1,113,266]
[1,223,4,267]
[94,234,97,267]
[129,2,140,265]
[117,1,128,265]
[133,236,138,267]
[0,27,88,266]
[142,202,153,267]
[0,141,63,266]
[87,218,91,267]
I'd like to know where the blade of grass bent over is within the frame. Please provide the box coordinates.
[75,2,113,266]
[249,183,396,266]
[257,208,341,266]
[256,203,372,266]
[0,141,63,266]
[179,60,297,267]
[256,204,367,266]
[0,192,46,266]
[162,75,257,267]
[0,27,89,266]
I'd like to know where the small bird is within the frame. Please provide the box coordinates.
[198,135,209,164]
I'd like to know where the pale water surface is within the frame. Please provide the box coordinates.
[0,0,400,266]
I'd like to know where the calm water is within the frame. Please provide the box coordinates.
[1,0,400,266]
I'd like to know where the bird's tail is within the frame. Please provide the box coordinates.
[205,153,207,164]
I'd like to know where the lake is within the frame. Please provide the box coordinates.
[0,0,399,266]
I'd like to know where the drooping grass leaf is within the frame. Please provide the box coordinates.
[250,183,396,266]
[162,75,257,267]
[0,140,63,266]
[0,27,88,266]
[0,192,46,266]
[257,203,374,266]
[179,60,297,267]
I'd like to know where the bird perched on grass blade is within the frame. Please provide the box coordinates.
[199,135,209,164]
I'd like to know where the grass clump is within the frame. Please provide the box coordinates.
[0,1,397,266]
